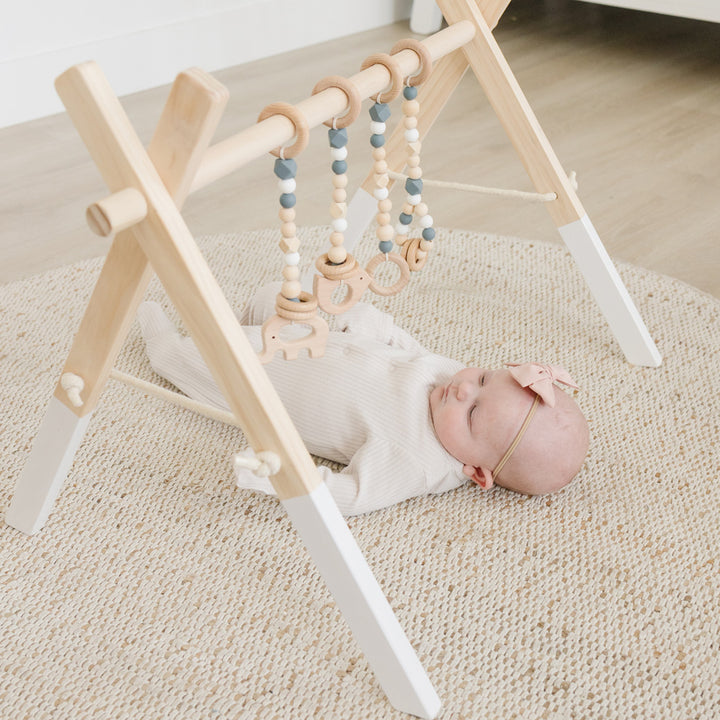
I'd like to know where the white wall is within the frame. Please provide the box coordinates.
[1,0,412,128]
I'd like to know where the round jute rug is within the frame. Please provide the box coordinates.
[1,227,718,719]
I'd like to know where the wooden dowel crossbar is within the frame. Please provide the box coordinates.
[189,20,476,194]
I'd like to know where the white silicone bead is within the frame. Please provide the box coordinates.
[407,194,422,206]
[373,187,389,200]
[370,121,386,135]
[284,252,300,265]
[332,218,348,232]
[395,223,409,235]
[420,214,434,228]
[405,128,420,143]
[278,178,296,193]
[331,146,348,161]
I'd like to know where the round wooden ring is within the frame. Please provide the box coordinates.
[360,53,403,103]
[400,236,429,271]
[390,39,433,87]
[312,75,362,129]
[257,101,310,158]
[275,291,318,320]
[315,253,359,280]
[366,252,411,297]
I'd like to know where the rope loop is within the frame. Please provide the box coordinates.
[60,372,84,407]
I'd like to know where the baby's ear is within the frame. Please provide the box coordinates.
[463,465,494,490]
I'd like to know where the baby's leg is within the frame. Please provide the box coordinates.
[236,282,281,326]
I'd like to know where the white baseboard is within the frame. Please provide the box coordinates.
[1,0,411,129]
[573,0,720,23]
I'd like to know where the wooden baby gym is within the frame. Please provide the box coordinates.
[4,0,662,718]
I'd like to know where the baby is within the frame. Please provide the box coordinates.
[138,284,589,516]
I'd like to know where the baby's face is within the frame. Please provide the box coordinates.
[429,367,534,471]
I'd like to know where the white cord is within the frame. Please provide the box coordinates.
[387,170,578,203]
[60,372,84,407]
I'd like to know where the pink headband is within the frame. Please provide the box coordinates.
[492,363,579,479]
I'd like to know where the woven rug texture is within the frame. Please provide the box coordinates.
[1,227,718,719]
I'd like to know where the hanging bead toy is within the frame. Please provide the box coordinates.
[359,53,412,297]
[256,102,329,362]
[310,76,371,315]
[389,39,435,272]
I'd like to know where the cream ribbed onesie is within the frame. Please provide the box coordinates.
[137,291,467,516]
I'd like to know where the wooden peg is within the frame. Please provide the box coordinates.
[85,188,147,237]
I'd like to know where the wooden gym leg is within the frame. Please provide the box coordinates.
[438,0,661,366]
[5,67,228,535]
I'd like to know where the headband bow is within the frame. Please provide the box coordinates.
[506,362,578,408]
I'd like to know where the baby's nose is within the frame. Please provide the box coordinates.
[456,380,474,400]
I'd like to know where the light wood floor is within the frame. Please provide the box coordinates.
[1,0,719,297]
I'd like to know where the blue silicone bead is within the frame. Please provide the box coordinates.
[279,193,296,208]
[399,212,413,225]
[405,178,423,195]
[379,240,394,254]
[403,86,418,100]
[422,227,436,241]
[328,127,348,148]
[273,157,297,179]
[369,102,391,122]
[370,134,386,148]
[332,160,348,175]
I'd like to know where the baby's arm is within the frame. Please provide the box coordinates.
[338,303,429,354]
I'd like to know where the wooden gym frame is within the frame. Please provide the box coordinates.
[5,1,661,717]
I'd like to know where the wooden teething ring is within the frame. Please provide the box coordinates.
[275,291,319,321]
[366,253,411,297]
[390,38,433,87]
[312,76,362,129]
[400,236,429,271]
[257,102,309,159]
[360,53,403,103]
[315,253,361,281]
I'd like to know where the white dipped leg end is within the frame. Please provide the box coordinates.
[5,397,92,535]
[282,483,442,719]
[559,214,662,367]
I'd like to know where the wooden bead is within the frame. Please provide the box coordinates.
[278,206,295,222]
[408,167,422,180]
[376,212,391,225]
[402,202,414,215]
[279,237,300,253]
[407,155,420,168]
[409,141,422,154]
[419,238,433,251]
[375,173,389,188]
[281,221,296,238]
[372,147,386,162]
[415,202,428,217]
[378,198,392,213]
[404,116,418,129]
[332,173,348,189]
[402,99,420,116]
[374,160,388,174]
[332,188,347,203]
[327,246,347,264]
[281,280,302,299]
[282,265,300,281]
[376,224,394,241]
[329,202,347,219]
[329,231,345,246]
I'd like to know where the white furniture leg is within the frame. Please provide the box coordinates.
[5,397,92,535]
[411,0,444,34]
[558,214,662,367]
[282,483,442,720]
